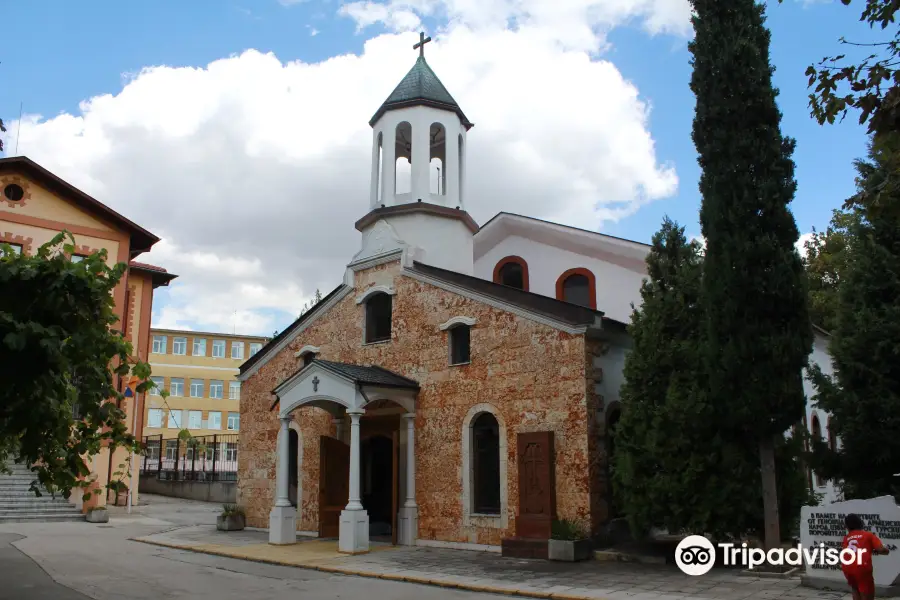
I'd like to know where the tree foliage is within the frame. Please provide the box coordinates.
[0,232,151,499]
[807,131,900,499]
[690,0,813,546]
[614,219,812,541]
[779,0,900,135]
[802,208,860,332]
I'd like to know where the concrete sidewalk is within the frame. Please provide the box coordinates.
[133,527,851,600]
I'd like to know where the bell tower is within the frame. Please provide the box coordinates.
[352,32,478,275]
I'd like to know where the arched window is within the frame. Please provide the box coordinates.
[430,123,446,196]
[376,132,384,205]
[365,292,392,343]
[827,418,837,450]
[811,414,824,487]
[395,122,412,194]
[449,324,471,365]
[492,256,529,291]
[556,268,597,309]
[472,412,500,514]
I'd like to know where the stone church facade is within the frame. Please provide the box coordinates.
[236,33,837,554]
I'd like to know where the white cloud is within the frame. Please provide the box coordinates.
[4,22,682,336]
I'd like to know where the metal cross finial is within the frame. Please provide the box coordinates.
[312,376,320,392]
[413,31,432,58]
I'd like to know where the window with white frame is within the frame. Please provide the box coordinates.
[212,339,226,358]
[208,411,222,430]
[152,335,167,354]
[167,409,182,429]
[229,381,240,400]
[172,336,187,355]
[193,337,207,356]
[188,410,202,429]
[231,342,244,360]
[145,443,160,462]
[165,440,179,460]
[149,376,165,396]
[190,379,204,398]
[249,342,262,357]
[223,442,238,462]
[210,380,224,399]
[227,412,240,431]
[147,408,163,428]
[169,377,184,397]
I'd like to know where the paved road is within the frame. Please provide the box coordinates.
[0,495,501,600]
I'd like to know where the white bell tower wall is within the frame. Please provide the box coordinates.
[369,106,467,212]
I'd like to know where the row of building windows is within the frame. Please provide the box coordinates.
[1,243,88,261]
[149,376,240,400]
[492,256,597,310]
[144,441,238,463]
[152,335,263,359]
[147,408,240,431]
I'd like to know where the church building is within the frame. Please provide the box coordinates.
[236,34,837,554]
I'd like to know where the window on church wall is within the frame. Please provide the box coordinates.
[556,268,596,309]
[827,418,837,450]
[472,412,501,514]
[302,352,316,366]
[365,292,392,343]
[430,122,446,195]
[449,324,470,365]
[493,256,529,291]
[395,122,412,194]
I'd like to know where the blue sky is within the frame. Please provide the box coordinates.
[0,0,877,334]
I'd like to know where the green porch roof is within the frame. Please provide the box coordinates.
[369,56,473,129]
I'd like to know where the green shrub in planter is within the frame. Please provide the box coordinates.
[217,504,246,531]
[549,519,591,561]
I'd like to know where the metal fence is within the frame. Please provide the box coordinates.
[141,434,239,482]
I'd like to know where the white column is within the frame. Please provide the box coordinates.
[275,417,291,507]
[269,416,297,545]
[398,412,418,546]
[381,126,396,205]
[445,127,460,209]
[346,411,363,511]
[339,409,369,553]
[370,130,382,208]
[404,413,416,508]
[411,118,431,203]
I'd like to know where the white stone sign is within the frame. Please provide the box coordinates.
[801,495,900,587]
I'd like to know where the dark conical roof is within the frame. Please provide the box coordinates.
[369,56,473,129]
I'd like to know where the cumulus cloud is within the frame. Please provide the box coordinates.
[4,16,683,335]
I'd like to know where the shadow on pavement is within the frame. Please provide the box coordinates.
[0,533,89,599]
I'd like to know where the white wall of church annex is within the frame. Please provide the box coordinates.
[474,234,646,323]
[804,330,841,504]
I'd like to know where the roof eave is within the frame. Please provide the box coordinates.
[369,99,474,130]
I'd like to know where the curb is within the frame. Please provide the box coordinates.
[131,537,609,600]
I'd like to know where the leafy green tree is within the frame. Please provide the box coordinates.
[807,132,900,499]
[0,232,152,499]
[690,0,813,548]
[778,0,900,135]
[802,208,860,332]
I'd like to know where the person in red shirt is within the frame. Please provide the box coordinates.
[842,513,890,600]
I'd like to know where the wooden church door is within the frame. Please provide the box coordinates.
[318,436,349,538]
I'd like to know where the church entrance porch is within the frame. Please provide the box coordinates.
[269,359,419,553]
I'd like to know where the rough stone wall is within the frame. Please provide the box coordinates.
[238,259,595,542]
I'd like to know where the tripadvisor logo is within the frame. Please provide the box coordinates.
[674,535,867,576]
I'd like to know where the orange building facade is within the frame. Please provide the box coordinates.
[0,155,177,510]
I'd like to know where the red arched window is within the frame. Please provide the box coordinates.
[555,268,597,309]
[492,256,529,291]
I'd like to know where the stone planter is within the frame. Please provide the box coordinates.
[86,508,109,523]
[548,538,592,562]
[217,514,246,531]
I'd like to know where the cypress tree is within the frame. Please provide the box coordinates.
[808,132,900,499]
[689,0,813,548]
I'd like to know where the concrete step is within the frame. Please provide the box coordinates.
[0,502,79,511]
[0,513,84,524]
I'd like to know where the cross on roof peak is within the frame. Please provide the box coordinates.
[413,31,431,58]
